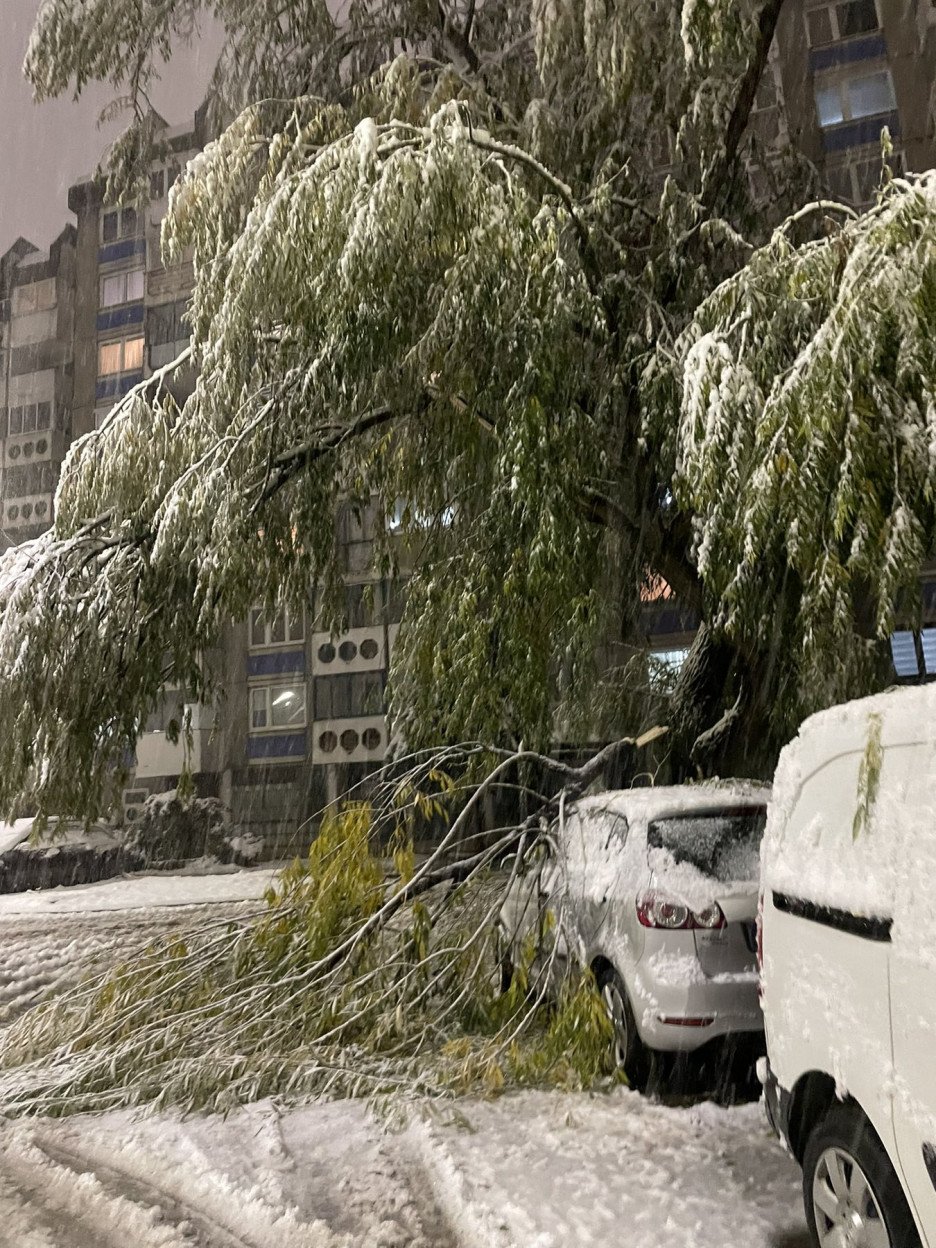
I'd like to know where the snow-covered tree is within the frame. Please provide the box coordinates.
[1,0,929,823]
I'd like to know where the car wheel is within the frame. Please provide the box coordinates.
[595,966,650,1091]
[803,1103,921,1248]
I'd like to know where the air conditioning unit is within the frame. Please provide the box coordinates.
[122,788,149,824]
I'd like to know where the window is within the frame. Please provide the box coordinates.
[647,808,767,884]
[649,647,690,690]
[101,206,139,243]
[249,605,305,648]
[100,269,145,308]
[344,582,375,628]
[144,691,186,734]
[313,672,385,720]
[382,579,408,625]
[891,629,936,681]
[149,165,181,200]
[814,67,896,128]
[12,280,55,316]
[8,402,53,436]
[98,336,145,377]
[836,0,879,37]
[249,683,307,730]
[148,299,192,368]
[847,70,895,118]
[826,150,904,204]
[806,0,879,46]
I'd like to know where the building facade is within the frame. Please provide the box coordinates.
[0,230,76,551]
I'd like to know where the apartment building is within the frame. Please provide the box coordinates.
[0,229,76,552]
[65,110,403,846]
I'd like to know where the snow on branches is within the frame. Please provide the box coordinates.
[665,175,936,731]
[0,82,615,819]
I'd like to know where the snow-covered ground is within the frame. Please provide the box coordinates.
[0,868,276,1025]
[0,1091,808,1248]
[0,866,277,915]
[0,870,808,1246]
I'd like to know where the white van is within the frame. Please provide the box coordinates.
[760,684,936,1247]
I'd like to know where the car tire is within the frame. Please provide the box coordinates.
[595,965,651,1091]
[802,1102,921,1248]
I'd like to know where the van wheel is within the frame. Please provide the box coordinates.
[595,966,650,1091]
[803,1103,921,1248]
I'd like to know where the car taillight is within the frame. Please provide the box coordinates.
[636,891,726,930]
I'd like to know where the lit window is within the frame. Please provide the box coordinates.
[100,269,144,308]
[123,336,144,371]
[98,342,123,376]
[249,606,305,648]
[649,647,690,690]
[847,70,896,119]
[249,684,307,731]
[891,631,919,678]
[814,67,896,129]
[98,336,145,377]
[815,84,846,128]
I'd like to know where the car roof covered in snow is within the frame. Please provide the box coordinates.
[570,781,769,826]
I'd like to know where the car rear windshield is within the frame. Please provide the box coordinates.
[646,807,767,882]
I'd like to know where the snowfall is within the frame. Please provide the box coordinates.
[0,870,809,1248]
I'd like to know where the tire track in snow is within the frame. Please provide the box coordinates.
[25,1129,351,1248]
[31,1137,256,1248]
[0,1132,179,1248]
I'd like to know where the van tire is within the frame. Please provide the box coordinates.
[595,966,650,1092]
[802,1103,921,1248]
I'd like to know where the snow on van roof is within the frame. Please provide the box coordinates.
[764,684,936,921]
[788,682,936,747]
[573,781,769,822]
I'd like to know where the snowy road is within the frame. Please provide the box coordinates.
[0,1092,810,1248]
[0,869,275,1026]
[0,872,810,1246]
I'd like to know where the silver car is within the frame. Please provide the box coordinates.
[499,783,768,1089]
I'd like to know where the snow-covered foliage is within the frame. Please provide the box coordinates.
[4,0,930,814]
[0,775,613,1116]
[4,0,807,818]
[658,176,936,738]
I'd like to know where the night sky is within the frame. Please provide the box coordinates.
[0,2,220,254]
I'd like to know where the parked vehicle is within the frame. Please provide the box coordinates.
[760,684,936,1248]
[499,782,769,1089]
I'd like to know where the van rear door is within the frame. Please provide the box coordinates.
[762,732,897,1160]
[889,742,936,1243]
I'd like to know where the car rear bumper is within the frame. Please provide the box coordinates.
[630,955,764,1051]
